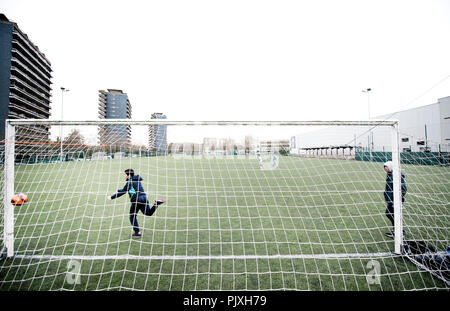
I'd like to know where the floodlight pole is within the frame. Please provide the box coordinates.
[60,87,70,162]
[362,88,372,160]
[362,88,372,119]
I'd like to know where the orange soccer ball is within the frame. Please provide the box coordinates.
[11,192,28,206]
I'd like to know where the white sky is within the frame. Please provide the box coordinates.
[1,0,450,144]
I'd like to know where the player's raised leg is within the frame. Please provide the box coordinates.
[141,198,166,217]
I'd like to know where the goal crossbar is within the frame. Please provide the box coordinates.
[5,119,398,127]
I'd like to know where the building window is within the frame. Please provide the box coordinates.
[402,137,409,142]
[403,148,411,152]
[417,140,425,146]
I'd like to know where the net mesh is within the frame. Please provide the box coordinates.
[0,121,448,290]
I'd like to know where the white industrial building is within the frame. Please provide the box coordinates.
[290,96,450,156]
[378,96,450,152]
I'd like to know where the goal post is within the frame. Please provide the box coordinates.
[390,121,403,255]
[2,121,15,258]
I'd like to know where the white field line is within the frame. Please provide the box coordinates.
[13,252,395,261]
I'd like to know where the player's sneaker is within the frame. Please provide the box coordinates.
[155,198,166,205]
[132,232,142,237]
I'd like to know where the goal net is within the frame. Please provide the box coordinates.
[1,119,449,290]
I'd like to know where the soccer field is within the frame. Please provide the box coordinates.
[1,155,449,290]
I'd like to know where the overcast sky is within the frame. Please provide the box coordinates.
[1,0,449,143]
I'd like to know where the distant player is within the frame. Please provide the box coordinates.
[383,161,407,238]
[272,153,278,167]
[107,169,166,237]
[257,153,263,169]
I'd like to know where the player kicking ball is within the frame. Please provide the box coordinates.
[107,169,166,237]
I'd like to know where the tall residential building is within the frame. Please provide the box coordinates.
[148,113,167,154]
[0,14,52,142]
[98,89,131,148]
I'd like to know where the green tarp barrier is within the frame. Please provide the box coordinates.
[356,151,449,166]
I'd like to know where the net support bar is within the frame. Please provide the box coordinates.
[3,121,15,258]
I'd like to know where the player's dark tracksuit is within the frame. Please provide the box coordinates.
[384,172,407,226]
[110,175,158,233]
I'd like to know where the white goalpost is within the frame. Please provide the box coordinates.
[1,119,448,290]
[3,121,15,258]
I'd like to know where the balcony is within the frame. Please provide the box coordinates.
[12,47,52,82]
[11,38,52,76]
[12,29,51,70]
[10,76,50,102]
[10,66,51,96]
[11,57,52,87]
[8,102,48,119]
[15,124,49,136]
[9,94,50,117]
[10,84,51,110]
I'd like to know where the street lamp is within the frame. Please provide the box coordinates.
[362,88,372,161]
[60,87,70,162]
[362,88,371,119]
